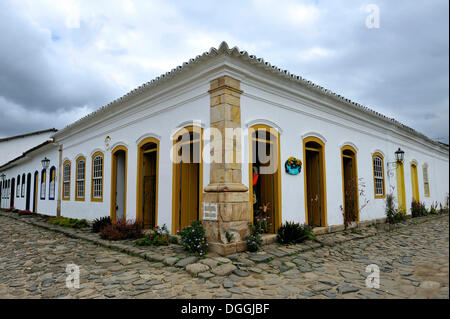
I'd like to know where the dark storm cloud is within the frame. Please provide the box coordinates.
[0,0,448,142]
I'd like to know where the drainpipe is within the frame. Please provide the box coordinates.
[57,143,63,217]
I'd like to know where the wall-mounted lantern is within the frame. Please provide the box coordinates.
[394,148,405,163]
[41,157,50,169]
[0,173,5,182]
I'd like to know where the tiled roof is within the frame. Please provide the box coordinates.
[54,42,448,150]
[0,128,57,143]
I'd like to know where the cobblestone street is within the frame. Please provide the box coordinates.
[0,213,448,299]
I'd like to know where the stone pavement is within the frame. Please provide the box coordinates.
[0,212,448,299]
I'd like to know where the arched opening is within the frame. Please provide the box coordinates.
[172,126,203,233]
[10,178,15,208]
[137,139,159,229]
[303,137,327,227]
[341,146,359,223]
[248,124,281,233]
[26,173,31,210]
[411,162,420,202]
[33,171,38,213]
[111,146,128,223]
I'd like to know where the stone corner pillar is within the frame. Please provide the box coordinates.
[202,75,250,256]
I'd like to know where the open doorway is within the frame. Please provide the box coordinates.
[10,178,15,208]
[111,146,127,223]
[33,171,38,213]
[303,137,327,227]
[26,173,31,210]
[249,125,281,233]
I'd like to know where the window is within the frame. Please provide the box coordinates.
[91,152,103,201]
[40,169,46,199]
[21,174,25,197]
[16,175,20,197]
[75,157,85,201]
[63,161,71,200]
[423,164,430,197]
[49,167,56,200]
[372,153,385,198]
[7,180,10,198]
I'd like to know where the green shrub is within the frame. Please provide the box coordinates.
[178,221,208,256]
[385,194,407,224]
[429,203,438,215]
[48,216,89,229]
[411,200,427,218]
[244,232,262,252]
[92,216,112,233]
[277,221,316,245]
[169,236,179,244]
[99,220,143,240]
[136,224,171,246]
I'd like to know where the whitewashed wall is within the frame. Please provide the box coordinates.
[0,146,59,216]
[0,132,54,166]
[2,58,448,232]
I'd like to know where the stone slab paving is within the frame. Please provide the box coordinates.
[0,211,448,299]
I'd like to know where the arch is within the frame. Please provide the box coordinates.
[75,156,86,201]
[372,152,386,199]
[89,148,105,159]
[245,119,283,134]
[341,144,359,223]
[91,151,104,202]
[111,145,128,223]
[172,126,203,233]
[110,141,129,151]
[62,160,71,201]
[248,124,282,232]
[371,149,386,158]
[303,136,327,227]
[339,141,359,153]
[136,133,162,146]
[301,132,327,144]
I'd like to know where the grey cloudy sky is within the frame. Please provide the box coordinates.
[0,0,448,142]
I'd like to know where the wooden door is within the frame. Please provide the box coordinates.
[306,149,322,226]
[343,156,356,219]
[143,151,157,229]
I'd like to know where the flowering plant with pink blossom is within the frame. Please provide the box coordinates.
[178,220,208,256]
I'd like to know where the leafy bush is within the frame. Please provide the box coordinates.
[411,200,427,218]
[225,231,234,243]
[385,194,406,224]
[429,203,438,215]
[99,220,143,240]
[92,216,112,233]
[136,224,171,246]
[48,216,89,229]
[178,220,208,256]
[244,232,262,252]
[277,221,316,245]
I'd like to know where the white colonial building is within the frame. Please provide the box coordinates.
[1,42,448,254]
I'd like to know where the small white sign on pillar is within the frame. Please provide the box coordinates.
[203,203,218,221]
